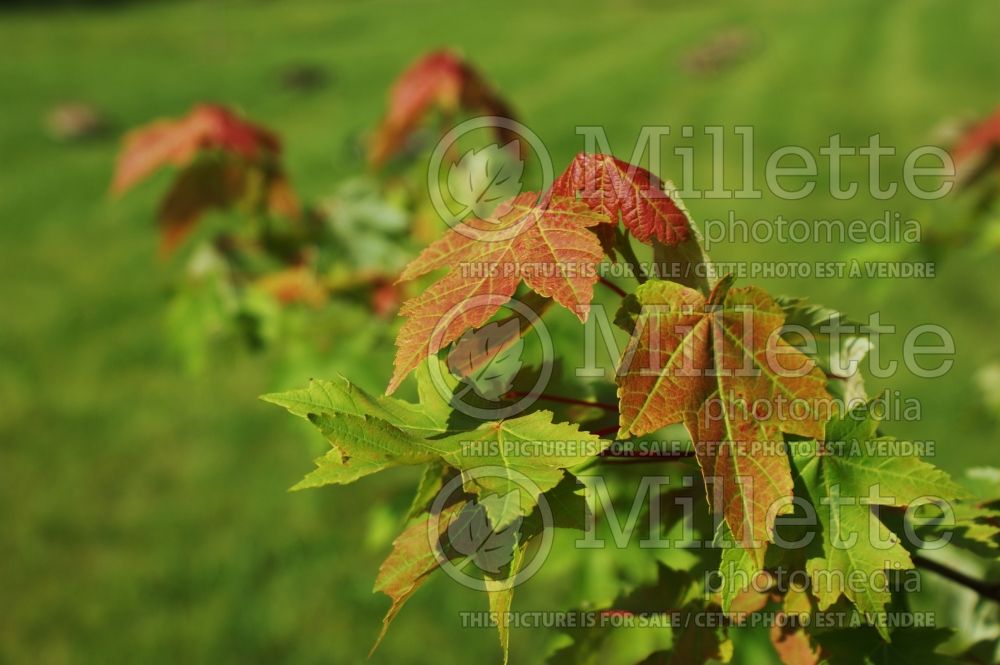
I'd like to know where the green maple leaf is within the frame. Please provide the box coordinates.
[372,473,589,664]
[261,358,459,435]
[814,627,959,664]
[777,296,874,405]
[370,501,467,655]
[918,466,1000,555]
[263,360,609,529]
[791,403,966,640]
[715,521,759,613]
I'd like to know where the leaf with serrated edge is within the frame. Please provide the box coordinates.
[617,277,830,566]
[792,403,966,641]
[716,521,759,613]
[370,501,466,655]
[552,152,690,246]
[770,584,820,665]
[389,192,611,393]
[265,361,609,529]
[261,359,459,436]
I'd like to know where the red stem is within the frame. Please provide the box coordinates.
[597,276,627,298]
[508,391,618,412]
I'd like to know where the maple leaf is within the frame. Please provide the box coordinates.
[388,192,612,394]
[262,359,609,529]
[770,584,820,665]
[551,153,691,246]
[814,627,959,665]
[791,404,966,640]
[369,49,519,166]
[616,277,830,565]
[951,105,1000,186]
[111,104,280,195]
[370,501,467,654]
[371,473,588,664]
[112,105,297,252]
[777,297,873,405]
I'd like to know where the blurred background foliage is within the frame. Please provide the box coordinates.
[2,0,1000,663]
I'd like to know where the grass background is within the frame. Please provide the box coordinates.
[2,0,999,663]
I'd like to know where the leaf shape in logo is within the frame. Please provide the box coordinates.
[447,142,525,219]
[448,318,525,401]
[389,192,612,393]
[447,497,523,574]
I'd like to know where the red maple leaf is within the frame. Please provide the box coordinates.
[369,50,518,167]
[111,104,280,195]
[551,153,691,246]
[111,105,297,252]
[388,192,612,393]
[616,277,830,564]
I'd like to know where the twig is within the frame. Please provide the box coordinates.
[506,391,618,412]
[912,553,1000,604]
[597,276,627,298]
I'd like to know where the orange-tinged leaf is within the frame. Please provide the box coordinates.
[388,193,611,393]
[111,104,280,195]
[369,50,518,166]
[952,106,1000,171]
[255,266,327,307]
[265,173,301,220]
[551,153,691,245]
[156,157,249,253]
[770,586,820,665]
[370,501,466,655]
[617,277,830,565]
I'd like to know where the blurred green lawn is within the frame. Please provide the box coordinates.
[2,1,1000,663]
